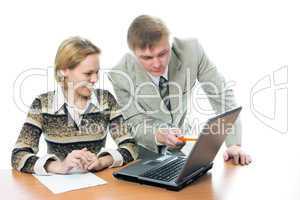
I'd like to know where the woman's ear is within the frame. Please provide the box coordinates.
[60,69,70,77]
[60,70,65,76]
[57,70,66,82]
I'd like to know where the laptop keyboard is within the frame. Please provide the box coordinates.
[140,157,186,182]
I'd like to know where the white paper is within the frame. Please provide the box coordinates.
[33,172,107,194]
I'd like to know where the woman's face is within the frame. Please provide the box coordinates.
[62,54,100,98]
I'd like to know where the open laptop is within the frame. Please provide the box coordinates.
[113,107,242,191]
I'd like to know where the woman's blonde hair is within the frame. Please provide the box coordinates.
[54,36,101,82]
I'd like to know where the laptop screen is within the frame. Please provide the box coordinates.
[176,107,242,182]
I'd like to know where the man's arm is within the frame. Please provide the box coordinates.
[107,75,163,152]
[108,67,182,153]
[195,40,251,165]
[195,41,242,147]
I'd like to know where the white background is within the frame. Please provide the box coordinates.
[0,0,298,170]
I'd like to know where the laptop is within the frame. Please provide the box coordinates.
[113,107,242,191]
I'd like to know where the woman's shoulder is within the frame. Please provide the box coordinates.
[94,89,117,106]
[35,91,55,102]
[94,89,115,99]
[30,91,55,110]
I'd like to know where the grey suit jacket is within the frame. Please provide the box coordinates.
[108,37,242,153]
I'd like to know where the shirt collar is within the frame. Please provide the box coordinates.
[147,65,169,86]
[53,85,100,114]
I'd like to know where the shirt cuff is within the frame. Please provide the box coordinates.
[97,148,124,168]
[33,154,59,175]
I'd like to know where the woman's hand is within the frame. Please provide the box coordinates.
[46,148,97,174]
[87,155,114,171]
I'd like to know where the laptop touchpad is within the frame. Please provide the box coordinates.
[143,160,161,166]
[142,155,172,166]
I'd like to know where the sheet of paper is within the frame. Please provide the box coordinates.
[33,172,107,194]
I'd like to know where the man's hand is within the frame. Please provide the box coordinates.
[155,128,185,149]
[87,155,114,171]
[46,148,97,174]
[223,145,252,165]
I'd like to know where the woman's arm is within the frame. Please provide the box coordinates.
[11,97,58,174]
[97,91,138,168]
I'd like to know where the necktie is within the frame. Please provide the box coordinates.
[159,76,171,111]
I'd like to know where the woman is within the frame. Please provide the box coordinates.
[11,37,138,175]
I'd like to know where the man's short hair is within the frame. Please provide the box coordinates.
[127,15,170,50]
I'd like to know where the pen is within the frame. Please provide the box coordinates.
[178,137,197,142]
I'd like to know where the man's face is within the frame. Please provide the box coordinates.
[134,38,171,76]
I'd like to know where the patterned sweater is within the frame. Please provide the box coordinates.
[11,89,138,175]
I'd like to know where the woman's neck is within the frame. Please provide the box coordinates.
[62,88,89,110]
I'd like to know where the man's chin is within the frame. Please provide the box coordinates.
[150,71,164,76]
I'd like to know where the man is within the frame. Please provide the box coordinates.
[109,15,251,165]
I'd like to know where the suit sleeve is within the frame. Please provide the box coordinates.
[195,41,242,147]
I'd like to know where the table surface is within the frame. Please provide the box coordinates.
[1,128,299,200]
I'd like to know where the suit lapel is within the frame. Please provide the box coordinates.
[168,48,185,121]
[132,47,185,123]
[134,60,172,123]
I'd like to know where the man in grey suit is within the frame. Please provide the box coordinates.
[109,15,251,165]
